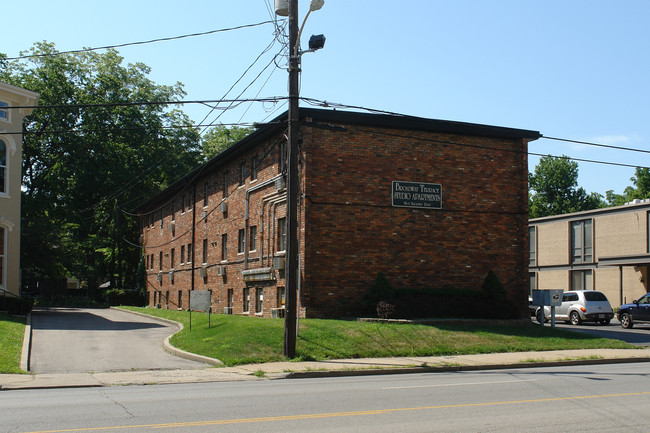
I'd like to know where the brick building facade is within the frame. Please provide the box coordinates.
[138,108,540,318]
[529,200,650,307]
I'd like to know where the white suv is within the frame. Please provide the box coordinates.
[535,290,614,325]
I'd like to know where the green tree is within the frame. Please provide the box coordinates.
[1,42,201,294]
[201,124,253,159]
[529,155,605,218]
[606,167,650,206]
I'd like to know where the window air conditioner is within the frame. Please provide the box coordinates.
[169,271,174,282]
[217,266,226,276]
[275,177,286,192]
[273,257,286,270]
[156,273,163,282]
[220,202,228,213]
[199,267,207,278]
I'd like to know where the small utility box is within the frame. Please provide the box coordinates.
[532,289,563,307]
[532,289,563,327]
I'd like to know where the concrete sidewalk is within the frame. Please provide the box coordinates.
[3,348,650,390]
[4,307,650,391]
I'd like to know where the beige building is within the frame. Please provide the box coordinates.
[529,200,650,307]
[0,82,39,297]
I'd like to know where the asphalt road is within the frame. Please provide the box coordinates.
[533,316,650,346]
[2,362,650,433]
[29,308,208,373]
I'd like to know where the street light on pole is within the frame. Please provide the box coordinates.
[275,0,325,358]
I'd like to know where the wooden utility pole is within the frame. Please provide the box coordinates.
[284,0,299,358]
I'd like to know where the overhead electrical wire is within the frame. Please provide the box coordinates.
[3,21,274,61]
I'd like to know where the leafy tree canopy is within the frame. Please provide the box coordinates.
[0,41,202,293]
[606,168,650,206]
[529,155,605,218]
[201,124,253,159]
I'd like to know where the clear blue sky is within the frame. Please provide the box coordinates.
[4,0,649,197]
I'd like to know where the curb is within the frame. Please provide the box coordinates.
[19,313,32,372]
[281,355,650,379]
[111,307,224,366]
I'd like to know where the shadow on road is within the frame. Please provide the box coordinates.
[32,308,166,331]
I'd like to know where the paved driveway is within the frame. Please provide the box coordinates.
[30,308,208,373]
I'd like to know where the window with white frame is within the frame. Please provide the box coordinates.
[0,101,8,121]
[0,140,6,194]
[249,225,257,252]
[0,226,5,288]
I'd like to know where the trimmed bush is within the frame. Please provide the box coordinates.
[0,295,33,315]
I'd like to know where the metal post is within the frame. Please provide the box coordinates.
[284,0,299,358]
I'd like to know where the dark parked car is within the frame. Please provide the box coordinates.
[618,293,650,329]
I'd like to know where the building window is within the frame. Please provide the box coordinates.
[159,251,163,270]
[279,140,287,173]
[571,270,593,291]
[0,101,8,121]
[187,243,192,263]
[238,229,246,254]
[170,248,175,269]
[277,217,287,252]
[0,140,6,194]
[571,219,593,264]
[0,227,5,288]
[227,289,234,308]
[221,234,228,261]
[223,171,229,198]
[150,254,154,270]
[202,239,208,264]
[255,288,263,314]
[180,245,185,265]
[178,290,183,310]
[243,287,250,313]
[240,162,246,186]
[171,201,176,222]
[251,155,258,180]
[249,225,257,252]
[529,272,537,296]
[181,195,186,214]
[529,226,536,267]
[277,286,286,308]
[203,182,209,207]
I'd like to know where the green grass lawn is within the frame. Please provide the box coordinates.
[0,313,26,374]
[121,307,635,367]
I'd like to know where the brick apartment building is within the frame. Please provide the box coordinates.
[529,200,650,307]
[138,108,540,318]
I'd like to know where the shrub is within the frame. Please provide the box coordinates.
[482,270,506,300]
[364,272,396,313]
[104,289,146,306]
[0,295,33,315]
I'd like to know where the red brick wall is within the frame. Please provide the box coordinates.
[301,122,529,317]
[140,117,530,319]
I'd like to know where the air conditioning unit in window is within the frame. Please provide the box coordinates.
[273,257,286,270]
[224,306,233,315]
[217,266,226,276]
[275,177,286,192]
[169,222,175,236]
[169,271,174,282]
[199,267,207,278]
[156,273,163,282]
[220,202,228,213]
[202,211,207,221]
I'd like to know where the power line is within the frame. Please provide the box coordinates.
[542,135,650,156]
[3,21,274,61]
